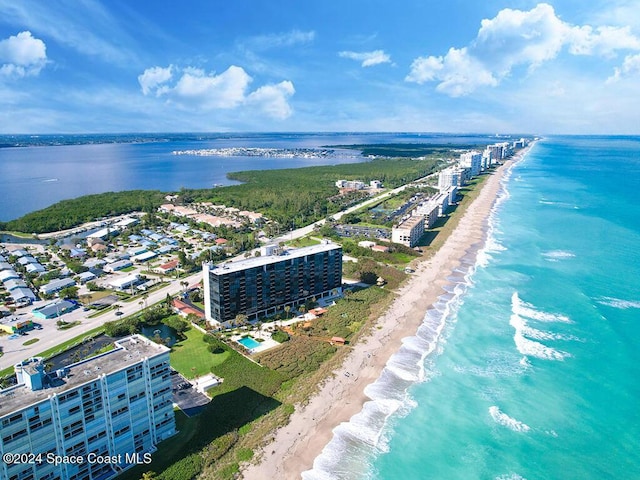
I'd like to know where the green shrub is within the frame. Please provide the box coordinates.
[157,453,203,480]
[271,329,290,343]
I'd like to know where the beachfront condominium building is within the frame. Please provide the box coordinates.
[459,151,483,177]
[392,215,425,248]
[0,335,175,480]
[203,241,343,325]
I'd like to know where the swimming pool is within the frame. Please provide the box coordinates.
[237,336,261,349]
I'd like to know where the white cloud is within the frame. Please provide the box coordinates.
[338,50,391,67]
[0,31,47,78]
[243,30,315,51]
[137,65,173,96]
[406,48,497,96]
[246,81,295,119]
[607,53,640,82]
[172,66,251,109]
[138,64,295,119]
[0,0,137,64]
[407,3,640,96]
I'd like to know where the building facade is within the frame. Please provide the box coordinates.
[0,335,175,480]
[391,215,425,248]
[459,151,482,177]
[203,242,343,325]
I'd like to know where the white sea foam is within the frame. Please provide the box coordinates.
[597,296,640,309]
[304,266,475,479]
[510,293,572,360]
[495,474,528,480]
[511,292,572,323]
[542,250,575,262]
[511,315,570,360]
[304,157,531,480]
[489,406,531,432]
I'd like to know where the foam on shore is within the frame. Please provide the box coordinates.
[301,153,530,480]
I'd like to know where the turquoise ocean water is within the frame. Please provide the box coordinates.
[303,136,640,480]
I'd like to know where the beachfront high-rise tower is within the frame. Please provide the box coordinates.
[203,241,343,325]
[0,335,175,480]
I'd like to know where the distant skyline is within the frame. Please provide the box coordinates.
[1,1,639,134]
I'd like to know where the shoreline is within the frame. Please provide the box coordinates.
[242,147,532,480]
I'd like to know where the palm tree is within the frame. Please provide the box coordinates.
[138,300,144,312]
[284,305,291,319]
[235,313,248,328]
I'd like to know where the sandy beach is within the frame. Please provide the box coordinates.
[242,149,529,480]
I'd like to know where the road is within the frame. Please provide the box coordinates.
[0,271,202,371]
[1,175,433,371]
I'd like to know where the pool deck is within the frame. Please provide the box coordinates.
[231,331,280,354]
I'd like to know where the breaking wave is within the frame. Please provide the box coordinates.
[510,293,572,361]
[596,296,640,309]
[489,406,531,432]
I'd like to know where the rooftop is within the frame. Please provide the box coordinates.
[395,216,424,230]
[0,335,169,418]
[205,242,341,276]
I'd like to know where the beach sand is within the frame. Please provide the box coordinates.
[242,151,528,480]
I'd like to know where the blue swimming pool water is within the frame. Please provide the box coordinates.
[237,336,261,349]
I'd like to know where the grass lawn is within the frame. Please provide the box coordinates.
[122,339,286,480]
[170,328,229,378]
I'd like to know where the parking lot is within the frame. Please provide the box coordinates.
[171,369,211,417]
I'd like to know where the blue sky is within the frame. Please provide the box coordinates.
[1,0,639,134]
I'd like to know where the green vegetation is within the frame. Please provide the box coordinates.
[22,338,39,346]
[256,336,336,380]
[2,190,166,233]
[159,158,438,231]
[270,329,290,344]
[170,330,230,378]
[331,142,482,157]
[309,287,390,340]
[1,157,442,234]
[0,326,106,380]
[124,339,286,480]
[56,320,81,330]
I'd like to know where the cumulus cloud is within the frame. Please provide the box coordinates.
[246,81,295,119]
[607,53,640,82]
[137,65,173,96]
[0,31,47,78]
[138,64,294,118]
[338,49,391,67]
[406,3,640,96]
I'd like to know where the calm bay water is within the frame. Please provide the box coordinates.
[304,136,640,480]
[0,132,499,221]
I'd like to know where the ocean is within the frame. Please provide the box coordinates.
[0,132,498,222]
[303,136,640,480]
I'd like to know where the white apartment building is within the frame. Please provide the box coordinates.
[459,151,482,177]
[414,201,440,229]
[392,216,425,248]
[0,335,175,480]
